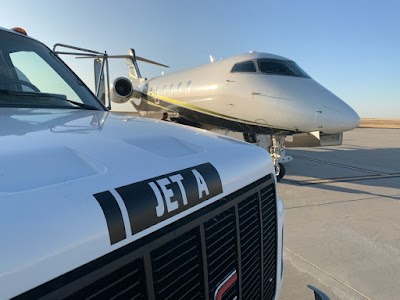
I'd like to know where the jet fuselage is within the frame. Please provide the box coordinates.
[139,52,360,135]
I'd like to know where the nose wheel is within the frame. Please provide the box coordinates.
[275,163,285,181]
[243,133,291,181]
[270,135,291,181]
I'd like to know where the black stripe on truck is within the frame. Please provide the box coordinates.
[93,191,126,245]
[94,163,223,245]
[116,162,223,235]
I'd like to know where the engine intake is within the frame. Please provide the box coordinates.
[111,77,133,103]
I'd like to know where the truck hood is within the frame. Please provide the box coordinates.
[0,108,273,193]
[0,108,275,298]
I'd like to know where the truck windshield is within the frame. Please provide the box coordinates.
[0,30,104,110]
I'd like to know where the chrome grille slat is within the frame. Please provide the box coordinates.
[239,193,262,299]
[261,185,277,300]
[65,258,147,300]
[151,228,202,300]
[205,208,236,298]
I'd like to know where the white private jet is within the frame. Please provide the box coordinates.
[54,46,360,180]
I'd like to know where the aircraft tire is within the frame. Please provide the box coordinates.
[276,163,285,181]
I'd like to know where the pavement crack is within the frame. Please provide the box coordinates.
[284,247,371,300]
[285,195,395,209]
[291,154,389,176]
[290,173,400,186]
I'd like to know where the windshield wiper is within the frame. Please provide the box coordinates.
[57,97,99,110]
[0,90,99,110]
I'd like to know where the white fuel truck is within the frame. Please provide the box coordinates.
[0,27,284,300]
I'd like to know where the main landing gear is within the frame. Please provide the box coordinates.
[243,133,292,181]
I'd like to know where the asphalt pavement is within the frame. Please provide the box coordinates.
[278,128,400,300]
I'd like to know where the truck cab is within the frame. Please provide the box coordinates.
[0,27,284,299]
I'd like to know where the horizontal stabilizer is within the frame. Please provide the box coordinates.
[136,55,169,68]
[76,54,169,68]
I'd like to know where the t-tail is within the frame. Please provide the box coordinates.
[53,44,168,110]
[111,49,169,113]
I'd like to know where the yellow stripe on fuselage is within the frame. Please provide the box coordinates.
[144,100,167,110]
[148,92,267,127]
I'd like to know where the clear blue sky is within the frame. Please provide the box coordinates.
[3,0,399,118]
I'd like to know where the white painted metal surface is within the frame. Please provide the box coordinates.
[0,109,280,298]
[0,27,284,299]
[138,52,360,134]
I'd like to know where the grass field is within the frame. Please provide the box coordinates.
[360,118,400,129]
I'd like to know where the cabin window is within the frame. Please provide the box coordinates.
[162,85,166,94]
[257,59,311,78]
[177,82,182,94]
[186,80,192,93]
[231,61,256,73]
[170,84,174,94]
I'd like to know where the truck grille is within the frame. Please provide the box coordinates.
[239,192,262,299]
[14,175,277,300]
[262,185,278,300]
[65,259,147,300]
[151,228,203,299]
[204,208,237,299]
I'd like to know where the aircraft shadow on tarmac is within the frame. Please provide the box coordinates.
[280,147,400,198]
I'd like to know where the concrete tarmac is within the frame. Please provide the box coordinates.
[278,128,400,300]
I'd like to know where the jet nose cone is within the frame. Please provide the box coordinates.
[345,107,361,130]
[322,102,360,134]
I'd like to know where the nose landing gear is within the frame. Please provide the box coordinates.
[275,163,286,181]
[243,133,292,181]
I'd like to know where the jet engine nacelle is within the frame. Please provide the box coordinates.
[110,77,133,104]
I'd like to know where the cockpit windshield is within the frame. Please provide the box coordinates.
[257,59,311,78]
[0,30,104,110]
[231,61,257,73]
